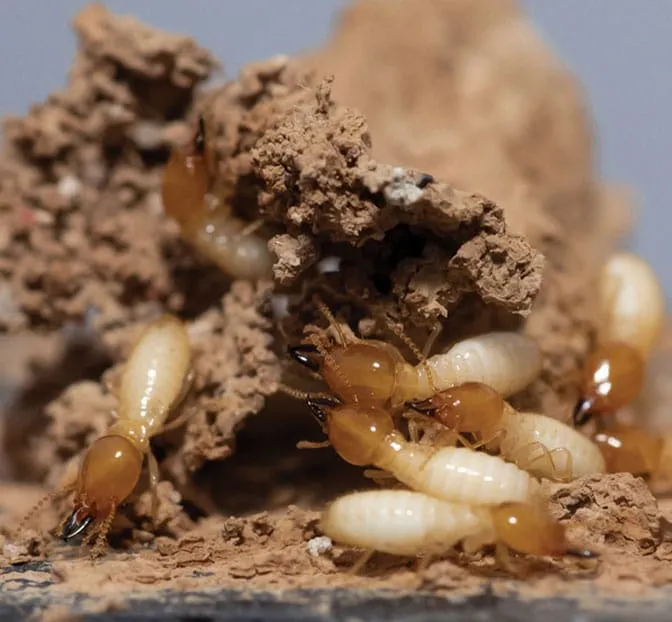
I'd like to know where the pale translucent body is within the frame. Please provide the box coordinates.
[191,204,273,281]
[404,332,542,401]
[374,433,538,505]
[321,489,492,556]
[499,409,605,479]
[601,252,665,357]
[114,315,192,449]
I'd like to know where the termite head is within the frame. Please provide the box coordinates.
[491,502,597,559]
[573,341,645,427]
[306,394,394,466]
[592,423,663,475]
[291,340,404,407]
[62,435,143,541]
[161,115,210,231]
[408,382,504,433]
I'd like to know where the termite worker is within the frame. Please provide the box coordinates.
[410,382,606,480]
[306,394,538,506]
[574,252,664,426]
[591,422,672,491]
[60,315,192,555]
[289,301,542,409]
[161,116,274,281]
[321,489,596,570]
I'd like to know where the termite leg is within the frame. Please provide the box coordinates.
[494,541,519,575]
[453,432,483,450]
[296,439,331,450]
[349,549,375,575]
[511,442,573,482]
[91,505,116,559]
[82,521,101,548]
[103,366,124,401]
[157,405,196,436]
[174,367,195,409]
[471,428,505,451]
[403,411,435,443]
[237,218,265,241]
[422,323,443,359]
[147,453,160,528]
[416,555,435,574]
[363,469,397,485]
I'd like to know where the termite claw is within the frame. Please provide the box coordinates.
[62,511,94,541]
[288,344,320,371]
[417,173,434,188]
[306,394,341,423]
[566,547,599,559]
[406,399,436,415]
[572,399,594,427]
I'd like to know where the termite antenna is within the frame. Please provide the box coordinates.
[380,313,438,394]
[277,383,311,400]
[17,486,74,538]
[572,398,594,427]
[312,295,348,347]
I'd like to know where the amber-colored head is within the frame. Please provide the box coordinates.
[592,423,663,475]
[62,435,143,540]
[306,394,394,466]
[161,116,210,232]
[573,341,645,426]
[408,382,505,434]
[290,340,403,407]
[491,502,596,559]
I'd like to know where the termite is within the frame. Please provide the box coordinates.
[592,422,670,482]
[58,315,193,555]
[289,301,542,409]
[306,394,538,506]
[408,382,605,481]
[574,252,664,426]
[321,489,596,571]
[161,116,274,280]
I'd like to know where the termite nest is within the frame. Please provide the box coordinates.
[1,1,671,598]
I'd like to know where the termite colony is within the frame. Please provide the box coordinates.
[17,118,668,578]
[574,252,672,487]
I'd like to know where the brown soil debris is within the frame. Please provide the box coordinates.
[0,2,217,333]
[0,0,669,616]
[547,473,661,557]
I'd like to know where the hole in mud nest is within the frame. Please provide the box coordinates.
[372,273,393,294]
[186,393,371,516]
[139,146,171,168]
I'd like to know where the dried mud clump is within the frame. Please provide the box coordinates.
[1,2,668,610]
[548,473,661,557]
[202,61,543,328]
[252,78,544,326]
[305,0,629,418]
[0,3,217,333]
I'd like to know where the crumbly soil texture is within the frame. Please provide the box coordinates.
[0,1,668,619]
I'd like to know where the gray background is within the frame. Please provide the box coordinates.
[0,2,669,301]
